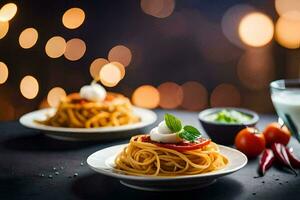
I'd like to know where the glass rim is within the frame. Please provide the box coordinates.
[270,79,300,90]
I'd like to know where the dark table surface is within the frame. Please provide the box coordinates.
[1,110,300,200]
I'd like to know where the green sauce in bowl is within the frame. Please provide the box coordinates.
[204,109,252,124]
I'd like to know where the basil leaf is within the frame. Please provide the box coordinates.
[164,113,182,132]
[178,130,199,142]
[178,125,201,142]
[183,125,201,137]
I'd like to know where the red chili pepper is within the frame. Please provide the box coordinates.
[271,143,297,175]
[258,149,275,176]
[286,147,300,168]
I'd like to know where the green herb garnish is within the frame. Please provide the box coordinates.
[164,113,182,132]
[205,109,252,124]
[165,113,201,142]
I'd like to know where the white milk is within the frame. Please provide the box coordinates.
[271,91,300,135]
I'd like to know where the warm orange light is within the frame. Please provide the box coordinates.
[0,3,17,22]
[99,63,122,87]
[141,0,175,18]
[45,36,66,58]
[108,45,132,67]
[158,82,183,109]
[110,62,125,79]
[64,38,86,61]
[141,0,164,17]
[275,0,300,20]
[62,7,85,29]
[19,28,38,49]
[90,58,109,80]
[239,12,274,47]
[0,62,8,84]
[221,4,256,48]
[47,87,66,107]
[0,21,9,39]
[181,81,208,111]
[20,75,39,99]
[275,17,300,49]
[132,85,160,109]
[210,84,241,107]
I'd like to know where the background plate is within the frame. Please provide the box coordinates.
[19,107,157,141]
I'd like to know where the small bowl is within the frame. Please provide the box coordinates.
[198,107,259,145]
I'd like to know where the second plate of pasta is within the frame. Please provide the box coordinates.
[19,107,157,141]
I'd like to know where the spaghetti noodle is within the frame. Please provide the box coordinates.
[36,92,140,128]
[115,135,228,176]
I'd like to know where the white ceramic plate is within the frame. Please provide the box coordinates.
[19,107,157,141]
[87,144,248,191]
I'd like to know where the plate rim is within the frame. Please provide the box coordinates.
[19,107,157,133]
[87,144,248,181]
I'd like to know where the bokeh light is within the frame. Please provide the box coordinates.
[89,58,109,80]
[239,12,274,47]
[45,36,66,58]
[141,0,163,17]
[132,85,160,109]
[237,47,275,90]
[0,62,8,84]
[0,3,17,22]
[0,21,9,39]
[141,0,175,18]
[275,0,300,20]
[108,45,132,67]
[47,87,66,107]
[20,75,39,99]
[62,7,85,29]
[158,82,183,109]
[99,63,122,87]
[19,28,38,49]
[64,38,86,61]
[275,17,300,49]
[221,4,256,48]
[110,62,125,79]
[210,83,241,107]
[181,81,208,111]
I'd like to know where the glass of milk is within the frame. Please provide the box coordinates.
[270,79,300,141]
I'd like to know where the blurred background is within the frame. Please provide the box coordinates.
[0,0,299,121]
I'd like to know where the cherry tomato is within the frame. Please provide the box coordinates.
[263,122,291,146]
[235,127,266,158]
[141,136,211,152]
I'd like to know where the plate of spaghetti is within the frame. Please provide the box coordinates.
[19,83,157,141]
[87,114,247,191]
